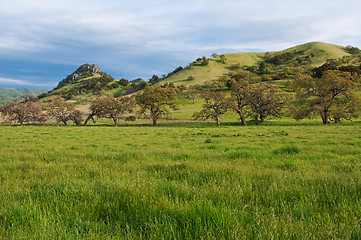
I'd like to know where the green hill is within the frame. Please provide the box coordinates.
[161,42,351,86]
[40,64,124,100]
[0,87,48,105]
[41,42,356,103]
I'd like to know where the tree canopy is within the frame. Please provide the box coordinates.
[0,96,45,126]
[193,91,233,126]
[292,70,361,124]
[136,86,179,126]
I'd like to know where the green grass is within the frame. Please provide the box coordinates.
[162,42,350,86]
[280,42,350,67]
[1,122,361,239]
[162,53,264,86]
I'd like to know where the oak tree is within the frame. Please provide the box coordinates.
[187,85,202,104]
[84,96,135,127]
[219,54,227,64]
[0,96,45,126]
[247,84,289,125]
[47,98,82,126]
[136,85,179,126]
[230,78,250,126]
[292,70,361,124]
[193,91,234,126]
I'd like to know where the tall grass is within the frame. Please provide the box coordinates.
[0,123,360,239]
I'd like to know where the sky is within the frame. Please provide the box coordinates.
[1,0,361,90]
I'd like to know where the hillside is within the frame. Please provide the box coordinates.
[39,42,357,104]
[161,42,351,86]
[0,87,48,105]
[39,64,123,100]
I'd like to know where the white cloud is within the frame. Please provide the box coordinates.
[1,0,361,88]
[0,77,54,88]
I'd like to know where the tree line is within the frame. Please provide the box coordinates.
[0,69,360,127]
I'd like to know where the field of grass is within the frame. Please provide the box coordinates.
[1,121,361,239]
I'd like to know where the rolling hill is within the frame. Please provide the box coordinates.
[160,42,351,86]
[0,87,48,105]
[40,42,357,103]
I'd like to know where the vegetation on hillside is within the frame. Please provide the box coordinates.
[0,87,47,105]
[160,42,353,86]
[2,42,361,126]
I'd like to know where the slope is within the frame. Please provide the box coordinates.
[0,87,48,105]
[161,42,350,86]
[40,64,122,100]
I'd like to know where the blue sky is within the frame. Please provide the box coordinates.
[1,0,361,90]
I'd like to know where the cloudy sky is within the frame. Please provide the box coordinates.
[1,0,361,89]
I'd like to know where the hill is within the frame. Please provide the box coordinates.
[39,42,358,103]
[161,42,351,86]
[0,87,48,105]
[40,64,123,100]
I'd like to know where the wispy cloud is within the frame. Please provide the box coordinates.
[1,0,361,88]
[0,77,55,89]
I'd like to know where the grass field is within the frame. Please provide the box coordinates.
[1,121,361,239]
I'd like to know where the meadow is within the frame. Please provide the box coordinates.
[0,120,361,239]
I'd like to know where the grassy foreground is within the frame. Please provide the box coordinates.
[0,122,361,239]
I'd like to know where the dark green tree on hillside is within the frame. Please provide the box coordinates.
[193,91,234,126]
[292,70,361,124]
[201,56,210,66]
[219,54,227,64]
[136,86,179,126]
[149,74,160,85]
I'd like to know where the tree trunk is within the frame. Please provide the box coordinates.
[321,110,329,124]
[216,116,220,126]
[83,113,95,126]
[260,114,265,123]
[152,118,157,126]
[254,114,259,125]
[238,109,247,126]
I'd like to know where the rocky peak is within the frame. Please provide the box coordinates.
[54,63,103,90]
[78,64,101,74]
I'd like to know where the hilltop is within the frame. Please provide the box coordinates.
[39,64,149,100]
[37,42,359,103]
[160,42,351,86]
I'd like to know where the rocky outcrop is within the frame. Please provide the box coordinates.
[77,64,101,75]
[54,64,102,90]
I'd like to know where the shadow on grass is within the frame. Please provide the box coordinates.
[2,119,361,128]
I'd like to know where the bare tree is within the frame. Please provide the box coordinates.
[0,96,45,126]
